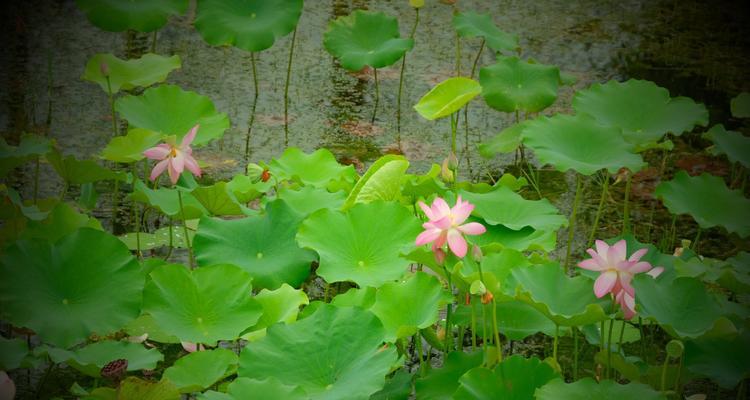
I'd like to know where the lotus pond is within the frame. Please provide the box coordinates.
[1,0,749,399]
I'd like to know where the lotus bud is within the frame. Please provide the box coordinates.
[101,359,128,385]
[471,245,483,262]
[260,169,271,182]
[409,0,424,8]
[440,158,454,183]
[447,152,459,170]
[434,248,446,265]
[0,371,16,400]
[469,279,486,295]
[247,163,265,183]
[481,291,494,304]
[100,62,110,77]
[666,339,684,359]
[435,325,446,341]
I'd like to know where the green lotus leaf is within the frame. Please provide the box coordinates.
[101,128,163,163]
[479,56,560,113]
[45,340,163,377]
[415,351,483,400]
[459,186,567,231]
[654,171,750,237]
[195,0,303,52]
[18,201,102,243]
[0,134,52,177]
[471,223,556,252]
[276,185,346,216]
[115,84,230,147]
[0,337,28,370]
[296,201,422,287]
[512,263,609,326]
[1,187,49,222]
[194,200,316,290]
[130,180,207,219]
[162,349,238,393]
[454,355,560,400]
[120,224,194,251]
[83,53,181,94]
[632,275,726,338]
[581,321,641,349]
[239,304,398,400]
[331,287,377,309]
[223,377,307,400]
[47,148,125,184]
[191,182,249,216]
[703,124,750,169]
[535,378,666,400]
[324,10,414,71]
[413,77,482,120]
[119,377,181,400]
[731,92,750,118]
[266,147,357,188]
[477,121,529,157]
[370,368,412,400]
[124,313,180,343]
[453,300,560,341]
[401,164,448,201]
[716,252,750,294]
[227,174,272,203]
[0,228,142,348]
[75,0,187,32]
[521,114,646,175]
[243,283,309,341]
[684,330,750,389]
[572,79,708,146]
[142,264,263,344]
[343,155,409,210]
[369,272,452,342]
[453,11,519,52]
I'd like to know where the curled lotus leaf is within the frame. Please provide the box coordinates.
[703,124,750,169]
[478,121,529,158]
[195,0,303,52]
[83,53,181,94]
[479,56,560,113]
[324,10,414,71]
[413,77,482,121]
[452,11,519,52]
[76,0,188,32]
[460,186,567,232]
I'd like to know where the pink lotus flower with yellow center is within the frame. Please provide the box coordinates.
[578,239,664,319]
[415,196,486,258]
[144,125,201,185]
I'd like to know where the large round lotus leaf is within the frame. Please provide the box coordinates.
[194,200,316,290]
[239,304,398,400]
[512,263,609,326]
[473,224,556,252]
[276,186,346,216]
[703,124,750,168]
[243,283,309,341]
[454,355,560,400]
[191,182,249,216]
[323,10,414,71]
[130,180,207,220]
[535,378,666,400]
[415,351,483,400]
[453,300,560,341]
[521,114,646,175]
[142,264,263,344]
[266,147,357,188]
[684,330,750,389]
[0,228,142,348]
[296,201,422,287]
[83,53,181,94]
[115,84,230,147]
[45,340,163,377]
[343,155,409,209]
[572,79,708,146]
[162,349,238,393]
[478,121,529,157]
[632,275,725,338]
[19,201,102,244]
[731,92,750,118]
[413,77,482,120]
[369,272,452,342]
[101,128,162,163]
[654,171,750,238]
[195,0,302,52]
[453,11,518,52]
[460,186,566,232]
[75,0,187,32]
[479,56,560,113]
[124,314,180,344]
[0,337,28,370]
[107,377,180,400]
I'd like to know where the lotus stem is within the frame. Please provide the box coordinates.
[284,27,297,147]
[622,173,632,233]
[471,302,477,350]
[553,324,559,363]
[415,333,425,376]
[455,26,461,76]
[660,354,670,392]
[164,217,174,261]
[371,68,379,124]
[111,179,119,232]
[245,51,259,161]
[692,227,702,252]
[457,325,465,351]
[491,299,503,363]
[617,320,625,354]
[573,326,579,380]
[396,8,419,149]
[106,76,118,137]
[564,174,583,272]
[607,318,614,379]
[450,112,459,155]
[132,165,141,259]
[461,39,484,177]
[33,156,40,203]
[587,173,609,247]
[177,190,194,268]
[151,31,157,53]
[442,265,454,354]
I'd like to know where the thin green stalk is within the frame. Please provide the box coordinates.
[692,227,702,251]
[660,355,669,392]
[105,76,118,137]
[450,112,459,154]
[151,30,157,53]
[607,318,614,379]
[573,327,579,380]
[132,165,141,259]
[177,190,194,268]
[471,302,477,350]
[284,26,297,146]
[415,333,425,376]
[396,8,419,148]
[33,156,40,203]
[638,317,646,360]
[163,217,174,261]
[461,38,485,175]
[588,174,609,247]
[617,320,625,354]
[491,299,503,363]
[553,324,559,362]
[245,52,259,161]
[371,68,379,124]
[457,325,465,351]
[111,178,119,231]
[564,175,583,272]
[736,379,745,400]
[442,265,454,354]
[455,26,461,76]
[623,173,632,233]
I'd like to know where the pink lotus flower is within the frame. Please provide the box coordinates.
[415,196,486,258]
[578,239,664,319]
[144,125,201,185]
[0,371,15,400]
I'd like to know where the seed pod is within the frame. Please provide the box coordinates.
[101,359,128,384]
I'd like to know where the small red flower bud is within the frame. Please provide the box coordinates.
[261,169,271,182]
[100,62,110,77]
[481,291,494,305]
